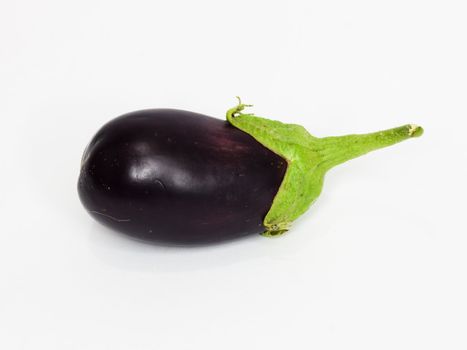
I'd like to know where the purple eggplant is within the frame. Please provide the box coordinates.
[78,109,287,244]
[78,100,423,245]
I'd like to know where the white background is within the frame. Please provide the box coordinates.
[1,0,466,349]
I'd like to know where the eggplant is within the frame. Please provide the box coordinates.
[78,99,423,245]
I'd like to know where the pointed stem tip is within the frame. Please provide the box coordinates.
[408,124,424,138]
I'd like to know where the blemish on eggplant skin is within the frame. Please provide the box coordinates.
[154,179,167,191]
[89,210,131,222]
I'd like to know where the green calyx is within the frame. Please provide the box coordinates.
[226,98,423,237]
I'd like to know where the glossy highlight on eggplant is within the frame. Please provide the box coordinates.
[78,109,287,244]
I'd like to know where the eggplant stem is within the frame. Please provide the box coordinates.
[318,124,424,170]
[226,99,424,237]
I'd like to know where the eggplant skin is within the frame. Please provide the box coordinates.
[78,109,287,245]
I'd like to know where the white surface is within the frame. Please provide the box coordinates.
[1,1,466,349]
